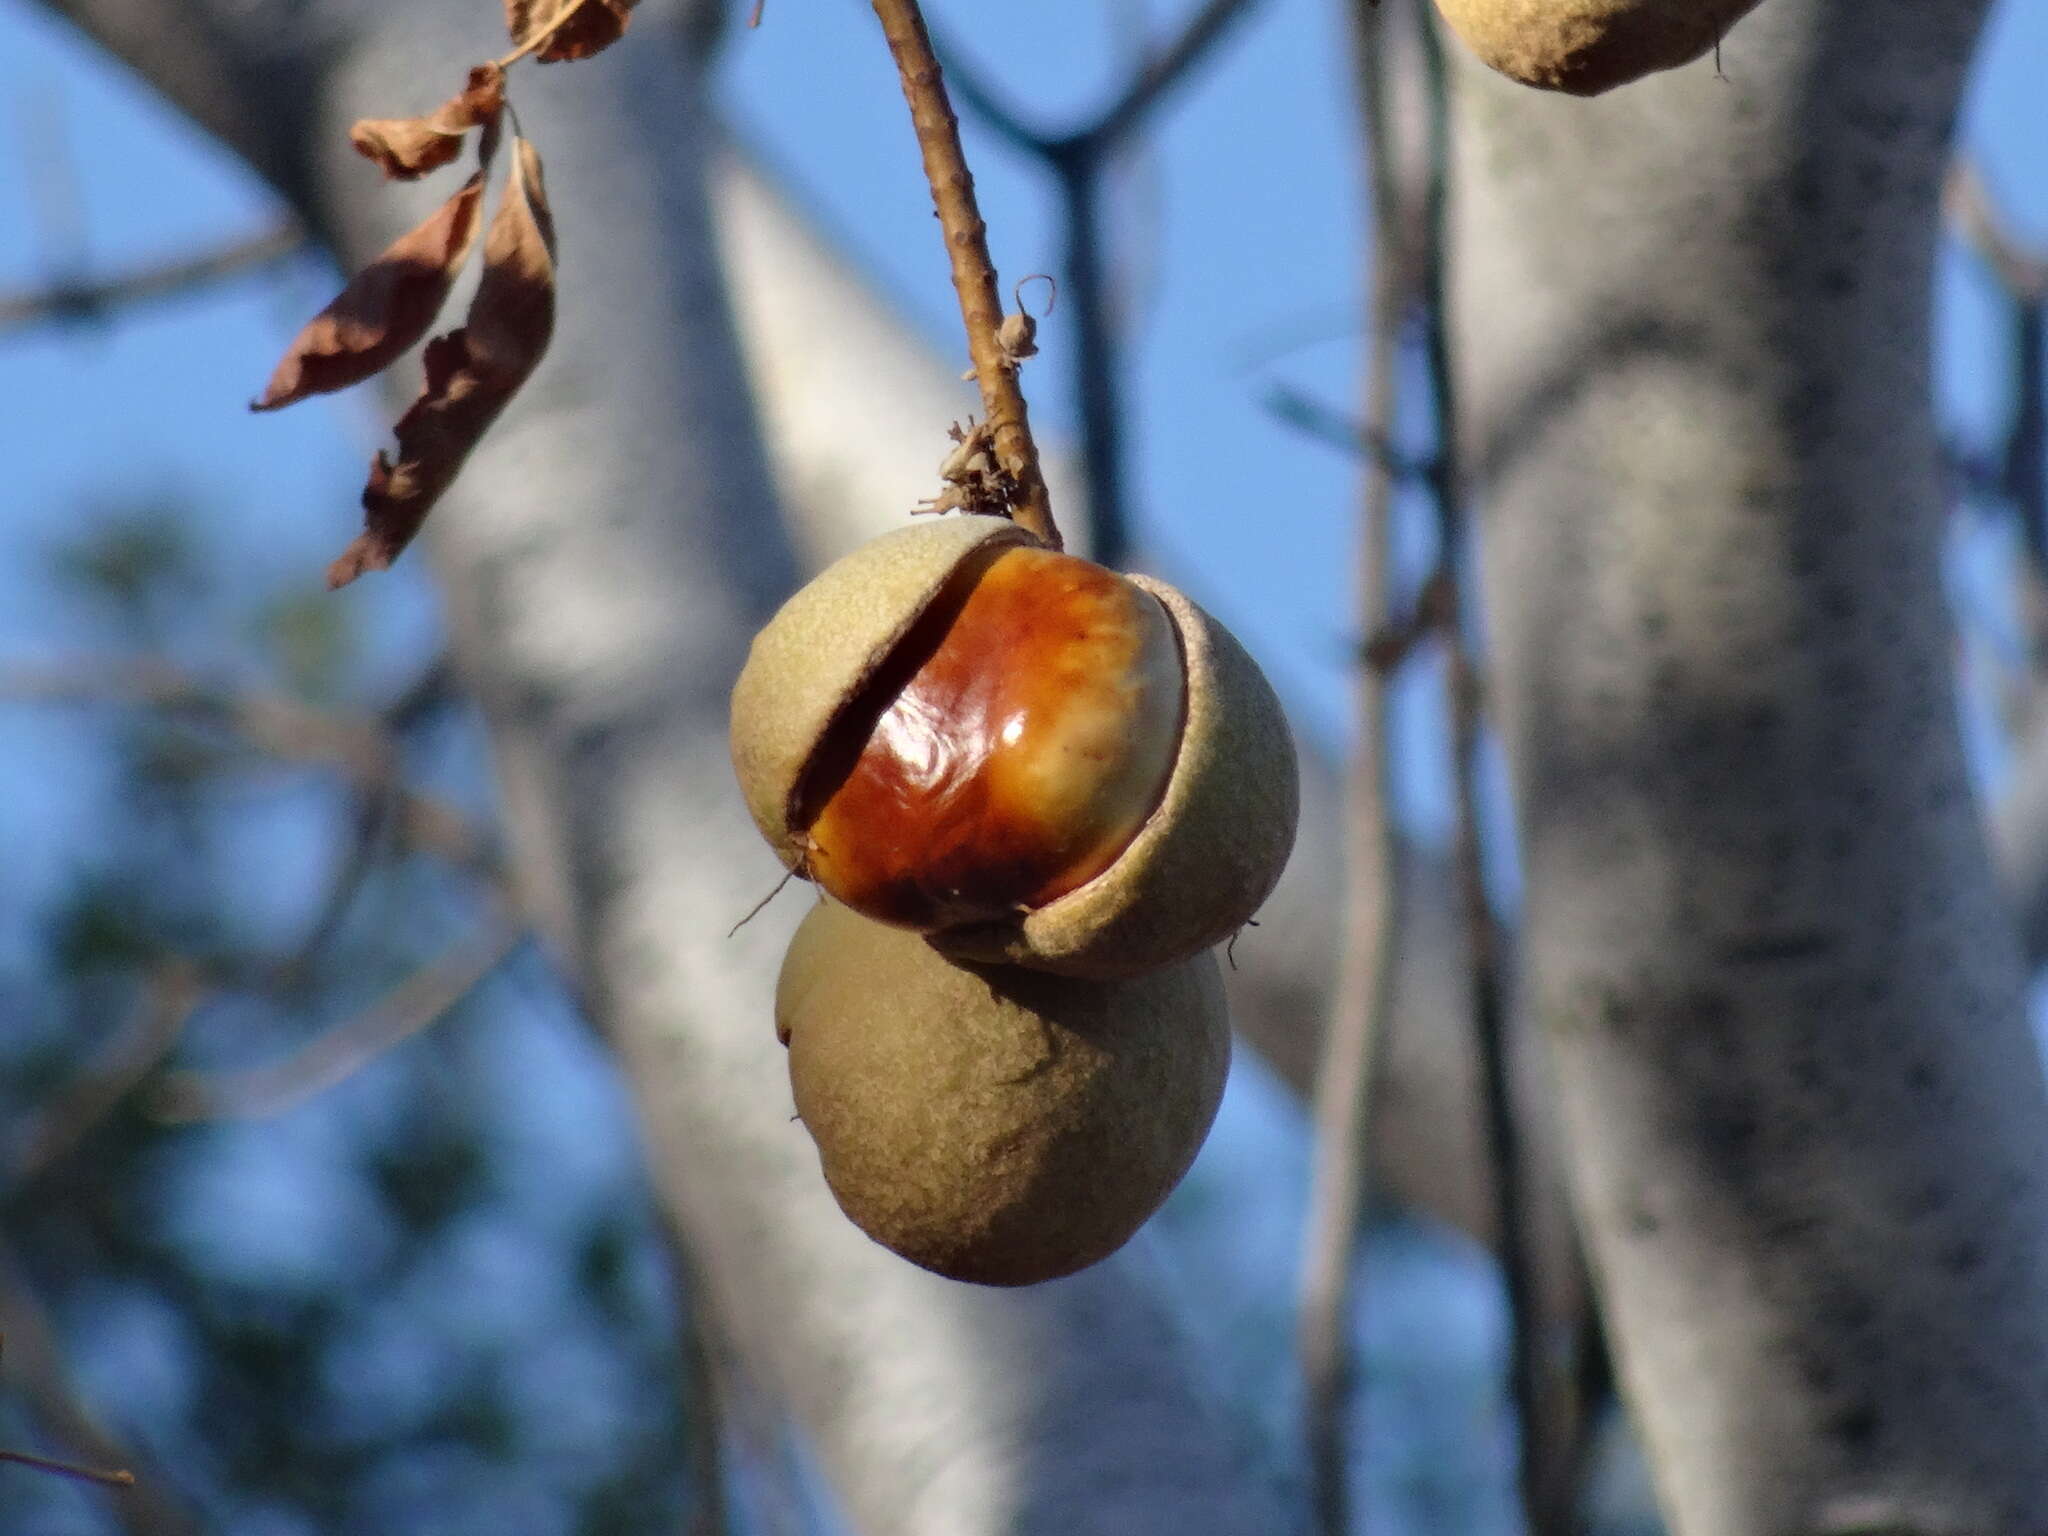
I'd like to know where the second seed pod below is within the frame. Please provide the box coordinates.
[776,900,1231,1287]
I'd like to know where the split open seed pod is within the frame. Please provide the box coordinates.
[1432,0,1763,96]
[729,515,1298,979]
[776,899,1230,1287]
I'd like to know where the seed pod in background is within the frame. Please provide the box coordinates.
[1431,0,1763,96]
[729,515,1298,979]
[775,900,1230,1287]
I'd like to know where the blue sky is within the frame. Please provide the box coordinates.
[1,1,2046,1528]
[4,0,2044,752]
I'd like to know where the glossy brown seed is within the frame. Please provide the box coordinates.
[799,546,1184,930]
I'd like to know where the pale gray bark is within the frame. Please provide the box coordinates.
[1447,1,2048,1531]
[40,1,1299,1530]
[1991,711,2048,963]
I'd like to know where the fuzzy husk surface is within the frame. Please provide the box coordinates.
[930,574,1299,978]
[776,900,1231,1287]
[1432,0,1764,95]
[730,515,1300,980]
[729,514,1033,862]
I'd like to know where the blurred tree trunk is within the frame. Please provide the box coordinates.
[50,0,2048,1526]
[39,1,1299,1531]
[1440,0,2048,1530]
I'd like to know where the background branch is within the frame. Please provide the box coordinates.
[0,1245,199,1536]
[1078,0,1260,153]
[0,660,503,884]
[1258,378,1434,482]
[1409,2,1559,1526]
[7,964,202,1192]
[1948,163,2048,300]
[1296,3,1407,1529]
[0,222,303,336]
[155,920,526,1121]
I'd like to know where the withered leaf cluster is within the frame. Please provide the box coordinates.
[338,140,556,588]
[350,65,507,181]
[505,0,637,63]
[251,169,487,412]
[253,0,633,589]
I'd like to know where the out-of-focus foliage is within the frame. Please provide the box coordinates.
[0,511,705,1535]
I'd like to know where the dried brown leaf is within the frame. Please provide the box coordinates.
[252,174,485,411]
[504,0,635,62]
[350,65,506,180]
[329,139,558,590]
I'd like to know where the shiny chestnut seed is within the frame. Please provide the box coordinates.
[796,545,1184,931]
[730,515,1299,979]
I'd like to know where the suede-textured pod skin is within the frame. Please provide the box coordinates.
[729,514,1034,862]
[730,515,1299,978]
[929,576,1299,979]
[776,900,1230,1287]
[1432,0,1763,96]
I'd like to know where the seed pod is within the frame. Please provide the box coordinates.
[729,516,1299,979]
[1431,0,1763,96]
[776,899,1230,1287]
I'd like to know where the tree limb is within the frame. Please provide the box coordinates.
[0,1244,199,1535]
[0,223,303,335]
[1297,5,1408,1531]
[153,922,525,1122]
[8,965,201,1192]
[1080,0,1262,154]
[1449,0,2048,1526]
[0,659,502,883]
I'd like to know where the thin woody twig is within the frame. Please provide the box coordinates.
[154,920,524,1122]
[925,33,1047,156]
[1051,156,1130,566]
[269,787,396,994]
[9,964,202,1192]
[0,1254,200,1535]
[1410,3,1557,1527]
[1258,378,1435,483]
[0,223,303,336]
[272,657,461,992]
[1361,567,1453,673]
[923,0,1266,565]
[1297,4,1408,1529]
[0,1446,134,1488]
[2,656,519,1125]
[1081,0,1261,152]
[0,659,502,882]
[869,0,1061,549]
[929,0,1265,156]
[1947,163,2048,301]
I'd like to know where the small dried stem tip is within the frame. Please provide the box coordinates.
[869,0,1061,552]
[0,1448,135,1488]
